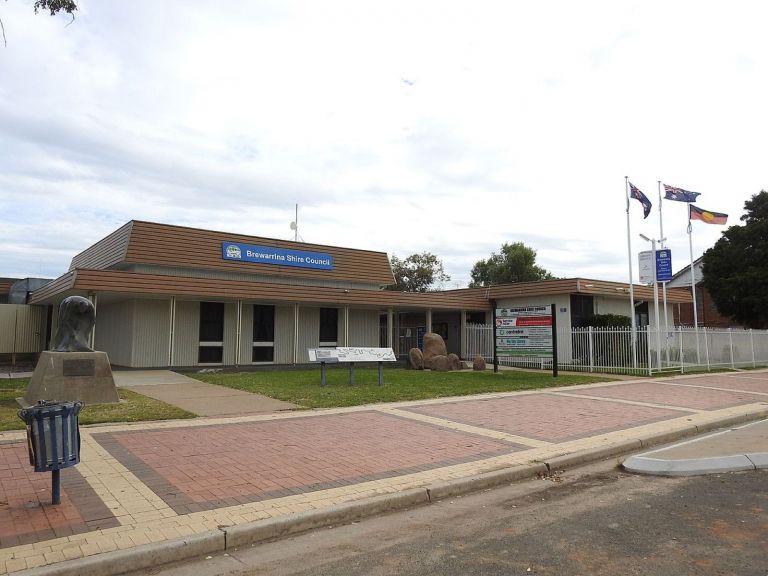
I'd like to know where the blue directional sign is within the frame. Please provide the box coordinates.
[656,249,672,282]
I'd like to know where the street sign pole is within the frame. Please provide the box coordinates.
[551,303,558,378]
[491,299,499,374]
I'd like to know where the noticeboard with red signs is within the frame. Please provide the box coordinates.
[494,305,554,358]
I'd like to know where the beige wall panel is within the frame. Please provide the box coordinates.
[274,305,295,364]
[347,309,379,347]
[49,304,59,350]
[0,304,46,353]
[94,301,134,367]
[222,303,238,365]
[132,299,171,368]
[173,300,199,367]
[297,306,320,362]
[239,303,254,364]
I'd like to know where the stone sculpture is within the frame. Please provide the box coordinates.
[51,296,96,352]
[21,295,119,406]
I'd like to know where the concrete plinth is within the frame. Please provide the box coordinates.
[19,351,120,406]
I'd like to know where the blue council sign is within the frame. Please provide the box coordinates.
[656,249,672,282]
[221,242,333,270]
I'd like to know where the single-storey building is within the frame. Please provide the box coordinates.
[23,220,692,369]
[668,258,741,328]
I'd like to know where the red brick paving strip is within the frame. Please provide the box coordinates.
[403,394,687,442]
[573,382,765,410]
[0,441,119,549]
[93,411,517,515]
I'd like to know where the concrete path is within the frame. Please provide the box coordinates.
[623,417,768,475]
[1,370,767,575]
[115,371,297,416]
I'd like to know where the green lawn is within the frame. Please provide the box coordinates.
[0,378,195,432]
[192,367,616,409]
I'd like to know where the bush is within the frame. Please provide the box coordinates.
[586,314,632,328]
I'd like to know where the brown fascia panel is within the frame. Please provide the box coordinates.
[122,220,395,286]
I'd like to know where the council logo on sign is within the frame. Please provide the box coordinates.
[225,245,242,259]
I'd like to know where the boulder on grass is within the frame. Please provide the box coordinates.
[472,355,487,371]
[429,354,453,372]
[408,347,424,370]
[448,353,463,371]
[422,333,448,369]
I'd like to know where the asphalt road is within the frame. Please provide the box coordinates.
[134,462,768,576]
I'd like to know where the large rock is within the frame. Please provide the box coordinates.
[429,354,453,372]
[408,348,424,370]
[448,353,463,371]
[472,355,487,371]
[422,333,448,369]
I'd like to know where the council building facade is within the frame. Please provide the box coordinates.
[24,221,692,369]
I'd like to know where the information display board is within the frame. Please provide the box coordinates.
[494,306,554,358]
[307,347,396,363]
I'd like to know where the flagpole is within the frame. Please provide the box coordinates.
[625,176,638,371]
[658,181,670,367]
[687,207,702,364]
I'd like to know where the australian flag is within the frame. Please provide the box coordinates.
[629,182,652,219]
[663,184,701,203]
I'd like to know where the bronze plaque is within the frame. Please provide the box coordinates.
[63,359,96,377]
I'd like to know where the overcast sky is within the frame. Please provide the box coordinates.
[1,1,765,288]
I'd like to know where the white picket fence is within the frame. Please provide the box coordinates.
[465,324,768,375]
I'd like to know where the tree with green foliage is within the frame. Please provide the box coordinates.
[32,0,78,16]
[468,242,554,287]
[388,252,451,292]
[702,190,768,329]
[2,0,77,47]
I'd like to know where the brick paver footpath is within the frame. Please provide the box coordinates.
[1,371,767,574]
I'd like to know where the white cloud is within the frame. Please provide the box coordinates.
[0,0,765,287]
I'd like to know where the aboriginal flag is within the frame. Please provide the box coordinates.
[629,182,652,219]
[689,204,728,225]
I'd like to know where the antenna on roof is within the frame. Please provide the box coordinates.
[290,204,298,242]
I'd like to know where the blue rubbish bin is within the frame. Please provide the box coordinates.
[18,400,84,504]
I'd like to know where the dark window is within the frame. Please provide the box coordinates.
[467,312,486,324]
[252,304,275,363]
[199,302,224,342]
[570,294,594,327]
[319,308,338,344]
[198,346,223,363]
[253,305,275,342]
[252,347,274,362]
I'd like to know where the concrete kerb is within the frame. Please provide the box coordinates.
[13,408,768,576]
[15,530,225,576]
[225,488,429,548]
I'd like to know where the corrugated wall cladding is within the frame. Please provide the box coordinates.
[348,309,379,347]
[0,305,46,353]
[124,221,395,287]
[94,301,134,367]
[274,305,296,364]
[239,303,254,364]
[173,301,199,367]
[132,300,171,368]
[297,306,320,362]
[223,303,238,365]
[69,222,133,271]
